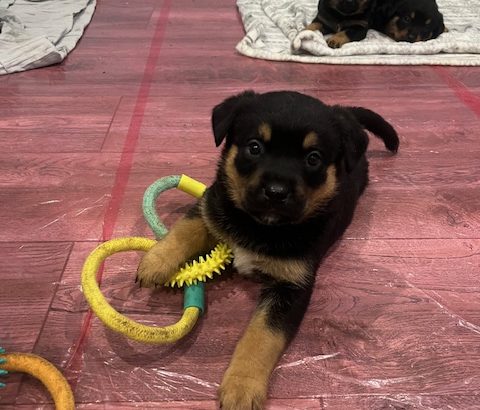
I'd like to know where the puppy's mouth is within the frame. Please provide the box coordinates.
[243,200,304,226]
[240,184,306,225]
[251,212,289,226]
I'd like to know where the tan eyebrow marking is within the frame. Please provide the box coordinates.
[303,132,319,149]
[258,123,271,142]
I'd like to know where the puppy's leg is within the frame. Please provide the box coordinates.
[327,26,368,48]
[136,205,216,288]
[219,281,313,410]
[293,17,333,51]
[305,17,332,34]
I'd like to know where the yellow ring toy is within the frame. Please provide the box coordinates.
[0,350,74,410]
[81,175,233,344]
[81,237,200,344]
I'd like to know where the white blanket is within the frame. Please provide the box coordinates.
[0,0,96,75]
[236,0,480,65]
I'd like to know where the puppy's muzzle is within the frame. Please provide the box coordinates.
[263,182,291,204]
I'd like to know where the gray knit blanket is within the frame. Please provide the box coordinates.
[0,0,96,75]
[236,0,480,65]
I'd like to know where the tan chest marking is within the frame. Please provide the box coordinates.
[200,198,309,286]
[232,245,308,285]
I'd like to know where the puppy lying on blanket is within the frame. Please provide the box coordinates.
[372,0,446,43]
[137,91,399,409]
[306,0,376,48]
[307,0,445,47]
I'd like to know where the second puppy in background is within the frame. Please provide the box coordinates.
[372,0,446,43]
[306,0,375,48]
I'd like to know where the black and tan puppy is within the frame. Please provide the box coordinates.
[137,91,399,409]
[306,0,376,48]
[372,0,446,43]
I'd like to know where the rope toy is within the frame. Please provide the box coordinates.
[0,347,75,410]
[81,175,233,344]
[143,175,233,288]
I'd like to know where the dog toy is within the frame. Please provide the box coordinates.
[0,347,75,410]
[81,175,233,344]
[142,175,233,288]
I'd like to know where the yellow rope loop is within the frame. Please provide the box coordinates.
[81,175,234,344]
[0,353,74,410]
[81,237,200,344]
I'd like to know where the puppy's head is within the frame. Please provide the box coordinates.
[382,0,445,42]
[326,0,372,16]
[211,91,369,226]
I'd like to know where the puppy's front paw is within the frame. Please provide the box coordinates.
[219,374,266,410]
[327,32,350,48]
[136,246,180,288]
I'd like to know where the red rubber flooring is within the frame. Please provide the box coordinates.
[1,0,479,408]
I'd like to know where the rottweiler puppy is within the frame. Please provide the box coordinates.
[306,0,376,48]
[372,0,446,42]
[137,91,399,409]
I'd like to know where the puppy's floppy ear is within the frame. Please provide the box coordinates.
[433,14,447,38]
[332,107,369,173]
[211,90,256,147]
[375,0,398,19]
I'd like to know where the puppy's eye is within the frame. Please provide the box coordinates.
[246,139,264,157]
[402,15,412,23]
[305,151,322,168]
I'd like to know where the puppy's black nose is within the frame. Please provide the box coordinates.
[264,183,290,203]
[407,33,416,42]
